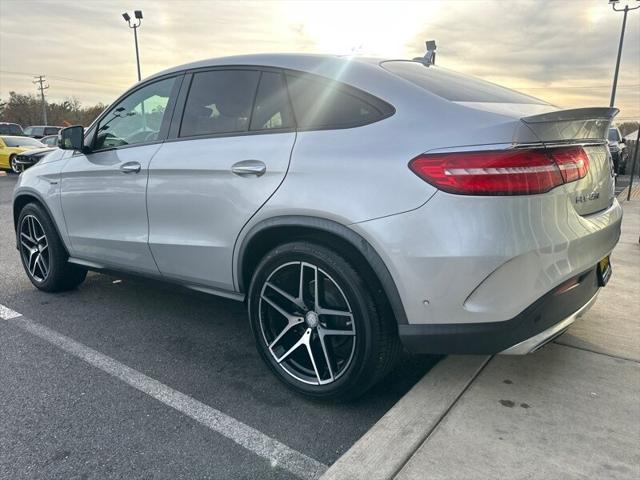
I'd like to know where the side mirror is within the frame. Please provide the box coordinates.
[620,138,625,144]
[59,125,86,152]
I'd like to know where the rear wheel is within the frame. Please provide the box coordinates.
[248,241,400,401]
[17,203,87,292]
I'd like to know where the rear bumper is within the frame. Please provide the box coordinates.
[398,266,601,354]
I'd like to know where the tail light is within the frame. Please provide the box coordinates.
[409,146,589,195]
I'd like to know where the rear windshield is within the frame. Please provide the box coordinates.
[381,61,547,105]
[2,136,44,147]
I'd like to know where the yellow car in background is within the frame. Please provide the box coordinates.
[0,135,46,174]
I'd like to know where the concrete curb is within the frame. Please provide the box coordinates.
[321,355,491,480]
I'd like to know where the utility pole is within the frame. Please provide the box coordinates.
[609,1,640,107]
[32,75,49,125]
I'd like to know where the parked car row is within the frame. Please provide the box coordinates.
[0,133,60,173]
[0,135,47,173]
[0,122,63,138]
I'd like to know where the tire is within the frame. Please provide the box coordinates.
[17,202,87,292]
[248,241,400,401]
[9,155,20,174]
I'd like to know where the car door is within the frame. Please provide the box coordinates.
[147,69,296,291]
[60,75,181,274]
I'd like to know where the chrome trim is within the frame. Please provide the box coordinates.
[500,290,600,355]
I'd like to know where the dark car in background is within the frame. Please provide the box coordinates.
[13,146,57,172]
[0,122,24,136]
[23,125,63,139]
[608,126,628,174]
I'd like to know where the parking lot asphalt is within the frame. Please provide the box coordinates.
[0,174,439,479]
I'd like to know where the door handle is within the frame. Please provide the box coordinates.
[120,161,141,174]
[231,160,266,177]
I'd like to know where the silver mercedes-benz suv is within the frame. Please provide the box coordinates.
[13,54,622,400]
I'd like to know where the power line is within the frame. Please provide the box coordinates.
[32,75,49,125]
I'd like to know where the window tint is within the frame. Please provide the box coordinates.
[250,72,294,131]
[286,74,389,129]
[180,70,259,137]
[44,127,60,135]
[27,127,45,137]
[95,77,176,150]
[608,129,621,142]
[382,61,548,105]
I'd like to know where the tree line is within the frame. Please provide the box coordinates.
[0,92,105,128]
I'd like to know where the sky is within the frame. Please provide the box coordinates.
[1,0,639,121]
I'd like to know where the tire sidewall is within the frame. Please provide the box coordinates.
[248,242,378,399]
[17,203,66,290]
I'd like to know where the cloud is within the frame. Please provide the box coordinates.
[0,0,638,119]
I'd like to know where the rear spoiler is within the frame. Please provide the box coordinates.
[517,107,619,144]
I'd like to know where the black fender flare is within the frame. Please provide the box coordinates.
[236,215,408,325]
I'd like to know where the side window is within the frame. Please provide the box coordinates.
[44,127,59,135]
[286,74,388,129]
[11,125,23,135]
[180,70,259,137]
[250,72,294,131]
[33,127,45,137]
[95,77,176,150]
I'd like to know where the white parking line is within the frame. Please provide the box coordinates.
[0,304,22,320]
[1,304,327,480]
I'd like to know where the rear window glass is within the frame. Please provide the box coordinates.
[2,136,44,147]
[180,70,260,137]
[286,74,391,129]
[250,72,294,131]
[382,61,547,105]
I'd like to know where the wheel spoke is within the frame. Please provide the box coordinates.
[276,329,309,364]
[318,326,355,336]
[20,231,36,245]
[305,340,322,384]
[265,282,305,310]
[261,294,299,323]
[268,315,304,349]
[317,307,353,318]
[29,252,39,276]
[317,331,335,382]
[37,254,49,277]
[312,264,320,311]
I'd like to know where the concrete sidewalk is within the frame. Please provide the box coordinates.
[324,199,640,480]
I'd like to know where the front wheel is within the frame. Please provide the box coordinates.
[10,155,21,174]
[248,241,400,401]
[17,203,87,292]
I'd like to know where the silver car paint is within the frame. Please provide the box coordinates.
[13,54,622,332]
[60,145,162,274]
[147,132,296,290]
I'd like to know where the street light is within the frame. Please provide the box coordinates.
[122,10,144,81]
[608,1,639,107]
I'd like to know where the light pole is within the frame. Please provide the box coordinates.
[608,1,639,107]
[122,10,144,81]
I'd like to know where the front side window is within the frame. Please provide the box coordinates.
[95,77,176,150]
[44,127,60,135]
[286,74,389,129]
[180,70,260,137]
